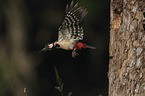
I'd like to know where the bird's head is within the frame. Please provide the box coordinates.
[39,42,60,53]
[39,43,54,53]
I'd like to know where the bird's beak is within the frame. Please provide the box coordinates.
[39,47,48,53]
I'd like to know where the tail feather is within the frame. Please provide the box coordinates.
[85,44,96,49]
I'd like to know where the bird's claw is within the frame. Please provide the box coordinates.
[72,49,78,58]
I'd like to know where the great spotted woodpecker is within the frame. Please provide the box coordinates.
[40,0,95,57]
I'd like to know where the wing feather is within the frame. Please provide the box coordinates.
[58,1,87,41]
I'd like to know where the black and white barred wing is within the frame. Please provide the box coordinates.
[58,1,88,41]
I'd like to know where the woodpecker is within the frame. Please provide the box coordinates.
[40,0,95,57]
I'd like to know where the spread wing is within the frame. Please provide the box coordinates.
[58,0,88,42]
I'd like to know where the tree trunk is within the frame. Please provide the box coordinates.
[109,0,145,96]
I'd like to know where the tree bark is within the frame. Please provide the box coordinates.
[109,0,145,96]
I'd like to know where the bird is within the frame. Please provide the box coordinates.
[40,0,95,57]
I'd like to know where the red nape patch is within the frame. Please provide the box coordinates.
[74,42,87,50]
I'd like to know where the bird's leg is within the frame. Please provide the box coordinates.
[72,48,78,58]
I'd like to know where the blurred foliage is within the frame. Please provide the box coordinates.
[0,0,109,96]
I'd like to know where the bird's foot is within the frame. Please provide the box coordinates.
[72,49,78,58]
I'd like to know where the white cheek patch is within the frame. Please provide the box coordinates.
[49,43,53,48]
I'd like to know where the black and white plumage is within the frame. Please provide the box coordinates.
[58,0,88,41]
[40,1,95,57]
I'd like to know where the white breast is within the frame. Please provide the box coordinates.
[56,40,75,50]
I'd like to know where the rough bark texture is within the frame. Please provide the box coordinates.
[109,0,145,96]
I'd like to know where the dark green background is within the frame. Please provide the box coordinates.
[0,0,109,96]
